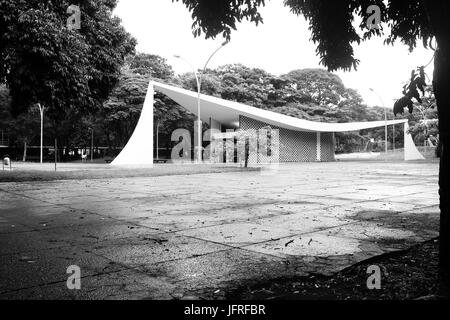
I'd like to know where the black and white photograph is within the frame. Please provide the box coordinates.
[0,0,449,311]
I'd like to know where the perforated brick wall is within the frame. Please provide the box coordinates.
[320,132,336,162]
[239,115,335,162]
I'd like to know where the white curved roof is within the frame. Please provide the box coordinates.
[154,81,407,133]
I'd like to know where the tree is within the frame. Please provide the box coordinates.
[0,86,40,161]
[11,107,41,161]
[103,53,194,151]
[0,0,136,125]
[174,0,450,296]
[0,85,11,137]
[284,69,347,107]
[403,85,439,148]
[127,53,175,80]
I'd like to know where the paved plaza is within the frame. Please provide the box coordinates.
[0,161,440,299]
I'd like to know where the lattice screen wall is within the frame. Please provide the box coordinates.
[320,132,336,162]
[239,115,335,162]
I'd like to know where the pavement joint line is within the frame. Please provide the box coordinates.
[0,242,82,257]
[400,204,439,214]
[136,203,347,234]
[0,218,119,235]
[65,199,287,225]
[171,220,359,254]
[0,229,232,296]
[0,262,133,296]
[1,194,435,241]
[309,190,437,207]
[113,247,235,271]
[236,220,362,250]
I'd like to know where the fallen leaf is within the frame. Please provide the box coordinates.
[285,239,294,247]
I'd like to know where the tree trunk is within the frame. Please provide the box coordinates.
[22,140,27,162]
[422,0,450,297]
[434,46,450,297]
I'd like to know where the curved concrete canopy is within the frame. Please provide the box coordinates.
[111,81,424,165]
[153,81,408,132]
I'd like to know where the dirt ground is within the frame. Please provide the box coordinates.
[227,238,440,300]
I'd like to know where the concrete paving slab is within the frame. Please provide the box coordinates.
[143,248,302,298]
[0,268,176,300]
[252,211,353,235]
[0,161,440,299]
[178,222,300,247]
[244,233,363,258]
[0,245,123,293]
[91,234,229,267]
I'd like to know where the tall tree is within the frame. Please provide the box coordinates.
[103,54,194,150]
[284,69,347,107]
[0,0,136,124]
[174,0,450,296]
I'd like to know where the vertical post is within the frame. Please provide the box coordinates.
[393,124,395,152]
[54,138,57,171]
[196,77,202,164]
[149,82,154,165]
[156,121,159,161]
[332,132,336,161]
[38,104,44,164]
[316,132,321,161]
[91,129,93,162]
[174,41,228,164]
[384,107,388,161]
[369,89,388,161]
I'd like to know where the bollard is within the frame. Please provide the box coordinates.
[3,156,11,171]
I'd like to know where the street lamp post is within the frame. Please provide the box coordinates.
[37,103,45,164]
[156,121,160,161]
[174,40,229,163]
[90,128,94,162]
[370,88,388,161]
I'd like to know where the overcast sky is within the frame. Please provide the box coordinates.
[114,0,435,110]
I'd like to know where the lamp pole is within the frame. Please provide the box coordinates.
[90,128,94,162]
[37,103,44,164]
[156,121,159,161]
[370,88,388,161]
[174,40,229,163]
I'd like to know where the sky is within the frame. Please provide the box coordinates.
[114,0,435,109]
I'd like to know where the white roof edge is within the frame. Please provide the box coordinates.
[152,81,407,133]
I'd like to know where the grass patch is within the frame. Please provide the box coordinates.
[0,165,259,182]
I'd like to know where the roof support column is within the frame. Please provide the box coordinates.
[316,132,321,162]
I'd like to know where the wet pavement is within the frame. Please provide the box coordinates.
[0,161,439,299]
